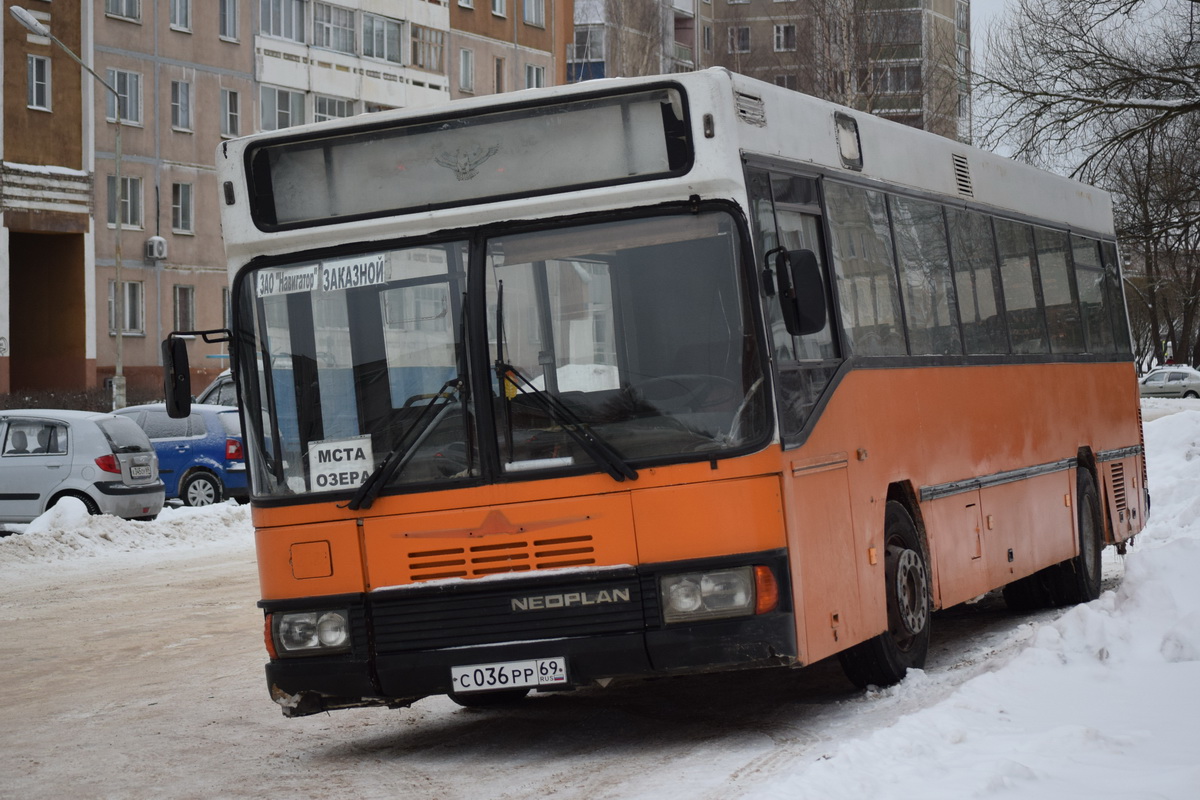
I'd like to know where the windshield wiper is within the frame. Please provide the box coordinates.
[347,379,464,511]
[496,361,638,482]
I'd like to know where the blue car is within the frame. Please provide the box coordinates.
[115,403,248,506]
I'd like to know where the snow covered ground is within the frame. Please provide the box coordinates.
[2,400,1198,799]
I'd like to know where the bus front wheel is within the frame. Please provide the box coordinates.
[838,501,932,689]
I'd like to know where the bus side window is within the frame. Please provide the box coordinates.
[948,209,1008,355]
[1071,236,1116,354]
[1034,227,1085,354]
[1101,241,1133,355]
[995,219,1051,355]
[889,195,961,356]
[747,169,842,445]
[825,183,906,357]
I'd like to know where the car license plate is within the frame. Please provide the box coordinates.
[451,657,568,694]
[129,465,152,478]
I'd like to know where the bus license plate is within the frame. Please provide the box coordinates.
[451,657,568,694]
[129,465,152,478]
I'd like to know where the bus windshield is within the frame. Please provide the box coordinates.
[238,209,769,499]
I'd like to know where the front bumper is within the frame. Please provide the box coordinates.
[262,551,795,716]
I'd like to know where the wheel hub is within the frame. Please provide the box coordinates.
[891,547,929,636]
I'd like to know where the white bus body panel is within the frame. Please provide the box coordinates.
[215,68,1115,280]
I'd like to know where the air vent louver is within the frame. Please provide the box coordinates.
[735,93,767,127]
[952,153,974,197]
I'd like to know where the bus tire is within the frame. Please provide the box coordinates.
[1049,468,1104,605]
[448,688,530,708]
[838,501,931,689]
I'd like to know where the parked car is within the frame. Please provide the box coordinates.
[196,369,236,407]
[0,409,164,524]
[115,403,248,506]
[1138,365,1200,399]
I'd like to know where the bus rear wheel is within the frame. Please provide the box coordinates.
[1003,468,1104,611]
[1050,468,1104,605]
[838,501,931,689]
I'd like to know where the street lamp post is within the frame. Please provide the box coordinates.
[11,6,126,409]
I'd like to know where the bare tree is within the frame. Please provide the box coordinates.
[977,0,1200,180]
[603,0,669,78]
[1108,117,1200,366]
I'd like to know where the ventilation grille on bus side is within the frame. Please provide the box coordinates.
[735,92,767,127]
[952,153,974,197]
[406,536,597,581]
[1110,462,1128,516]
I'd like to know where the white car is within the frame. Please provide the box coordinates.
[1138,366,1200,399]
[0,409,165,524]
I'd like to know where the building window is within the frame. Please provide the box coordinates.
[261,0,304,42]
[775,74,797,90]
[172,183,194,233]
[221,89,240,137]
[314,95,353,121]
[460,48,475,92]
[105,69,141,124]
[171,81,192,130]
[728,27,750,53]
[109,280,145,335]
[524,0,544,26]
[460,0,474,6]
[774,24,796,52]
[174,286,196,332]
[703,26,712,53]
[261,86,304,130]
[170,0,191,30]
[525,64,545,89]
[27,55,50,111]
[573,26,604,61]
[314,3,356,53]
[219,0,238,39]
[411,25,445,72]
[105,0,140,21]
[222,287,231,330]
[492,0,506,17]
[363,14,403,63]
[106,175,143,228]
[494,57,505,92]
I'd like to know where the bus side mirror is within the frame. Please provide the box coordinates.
[162,336,193,419]
[774,249,827,337]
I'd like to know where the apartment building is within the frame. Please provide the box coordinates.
[568,0,970,143]
[447,0,571,100]
[2,0,465,401]
[569,0,712,81]
[714,0,969,141]
[1,0,91,395]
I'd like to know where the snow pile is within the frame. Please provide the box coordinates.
[1140,395,1200,422]
[747,410,1200,800]
[0,500,250,570]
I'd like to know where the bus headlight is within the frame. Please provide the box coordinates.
[661,567,755,623]
[274,610,351,655]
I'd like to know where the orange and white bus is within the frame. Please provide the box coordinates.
[167,68,1147,716]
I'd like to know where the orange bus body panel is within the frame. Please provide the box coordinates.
[251,360,1146,663]
[629,476,786,564]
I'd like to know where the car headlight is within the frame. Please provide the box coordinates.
[661,567,758,624]
[273,610,351,656]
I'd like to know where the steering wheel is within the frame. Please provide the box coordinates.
[636,374,738,414]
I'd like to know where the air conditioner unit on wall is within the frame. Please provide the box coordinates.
[145,236,168,261]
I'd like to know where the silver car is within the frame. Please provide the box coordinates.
[1138,366,1200,399]
[0,409,165,524]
